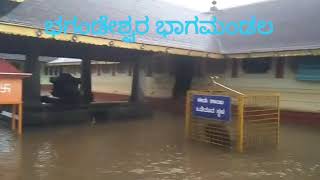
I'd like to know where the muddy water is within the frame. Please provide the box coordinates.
[0,112,320,180]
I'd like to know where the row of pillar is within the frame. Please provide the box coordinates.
[23,54,144,106]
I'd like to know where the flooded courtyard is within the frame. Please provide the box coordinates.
[0,111,320,180]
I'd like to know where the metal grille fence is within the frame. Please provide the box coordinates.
[243,94,280,150]
[185,88,280,153]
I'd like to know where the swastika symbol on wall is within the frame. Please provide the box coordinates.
[0,83,11,93]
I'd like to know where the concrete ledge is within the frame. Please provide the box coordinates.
[0,102,153,126]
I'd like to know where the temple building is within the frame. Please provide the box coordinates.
[41,56,320,114]
[0,0,320,124]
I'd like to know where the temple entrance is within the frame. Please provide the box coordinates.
[172,58,195,99]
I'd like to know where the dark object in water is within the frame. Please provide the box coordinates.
[41,73,81,104]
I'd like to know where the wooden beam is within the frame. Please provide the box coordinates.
[0,22,223,59]
[1,23,320,60]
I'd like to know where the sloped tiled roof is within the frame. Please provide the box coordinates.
[216,0,320,54]
[0,58,22,73]
[0,0,319,55]
[0,0,220,53]
[48,58,119,65]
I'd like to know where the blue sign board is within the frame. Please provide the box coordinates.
[192,95,232,122]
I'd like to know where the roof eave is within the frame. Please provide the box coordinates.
[0,22,224,60]
[1,22,320,60]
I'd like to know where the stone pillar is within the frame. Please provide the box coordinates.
[275,57,285,79]
[172,57,194,99]
[23,52,41,106]
[80,58,93,104]
[130,59,145,102]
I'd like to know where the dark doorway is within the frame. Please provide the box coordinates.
[172,58,195,99]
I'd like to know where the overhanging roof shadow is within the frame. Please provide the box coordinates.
[0,33,182,61]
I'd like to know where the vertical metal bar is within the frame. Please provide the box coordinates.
[11,104,16,130]
[18,103,23,135]
[185,91,192,138]
[237,96,244,153]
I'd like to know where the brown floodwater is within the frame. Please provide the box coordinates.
[0,111,320,180]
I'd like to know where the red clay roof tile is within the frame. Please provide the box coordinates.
[0,59,22,73]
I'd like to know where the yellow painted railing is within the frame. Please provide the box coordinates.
[185,77,280,152]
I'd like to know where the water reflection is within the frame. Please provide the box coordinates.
[0,112,320,179]
[0,125,19,179]
[0,128,15,153]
